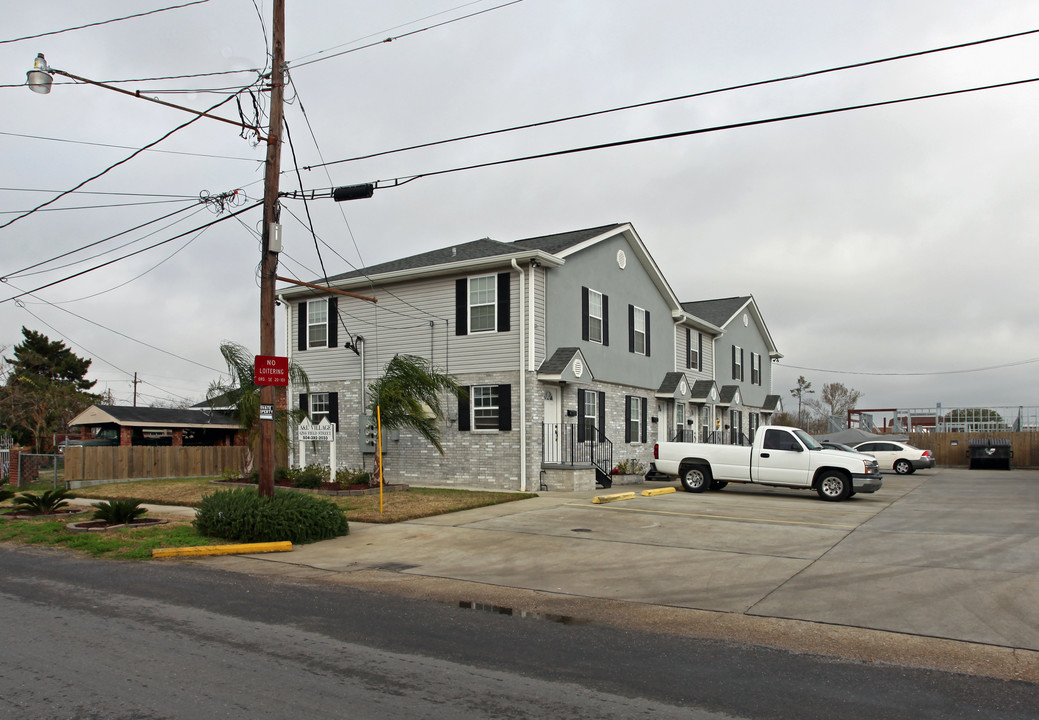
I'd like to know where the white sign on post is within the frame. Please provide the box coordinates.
[298,417,337,471]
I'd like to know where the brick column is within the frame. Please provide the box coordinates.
[120,426,132,446]
[8,446,21,487]
[172,429,184,447]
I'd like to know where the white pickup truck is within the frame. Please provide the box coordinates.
[652,426,882,501]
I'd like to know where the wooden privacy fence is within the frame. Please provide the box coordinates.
[908,432,1039,468]
[65,445,249,483]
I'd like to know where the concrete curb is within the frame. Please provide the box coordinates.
[592,491,637,504]
[152,541,292,558]
[641,487,676,497]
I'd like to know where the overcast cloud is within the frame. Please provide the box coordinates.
[2,0,1038,414]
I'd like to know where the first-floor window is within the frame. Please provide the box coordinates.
[472,385,500,429]
[675,403,685,440]
[583,390,598,440]
[626,396,646,443]
[309,393,330,423]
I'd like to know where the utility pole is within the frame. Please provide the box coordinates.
[258,0,285,498]
[132,372,140,407]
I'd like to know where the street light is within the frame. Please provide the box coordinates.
[26,53,52,94]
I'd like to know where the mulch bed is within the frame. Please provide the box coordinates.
[213,480,409,497]
[67,517,169,533]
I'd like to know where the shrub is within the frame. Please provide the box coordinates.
[92,499,148,524]
[614,458,647,475]
[334,466,370,485]
[219,467,242,482]
[0,484,14,504]
[11,488,74,515]
[288,464,329,489]
[193,488,348,544]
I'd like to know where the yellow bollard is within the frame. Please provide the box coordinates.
[152,541,293,558]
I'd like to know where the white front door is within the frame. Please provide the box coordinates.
[542,388,561,463]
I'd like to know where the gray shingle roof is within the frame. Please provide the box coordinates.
[718,385,740,405]
[656,372,686,395]
[537,347,582,375]
[689,380,716,401]
[84,405,237,427]
[762,394,782,412]
[310,224,624,285]
[510,224,623,254]
[681,297,751,327]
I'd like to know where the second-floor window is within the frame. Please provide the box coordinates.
[582,287,609,345]
[308,300,328,348]
[751,352,762,385]
[732,345,744,381]
[629,305,649,355]
[687,329,702,370]
[468,275,496,333]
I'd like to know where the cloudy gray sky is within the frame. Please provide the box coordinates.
[2,0,1038,413]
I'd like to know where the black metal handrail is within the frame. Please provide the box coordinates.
[542,423,613,477]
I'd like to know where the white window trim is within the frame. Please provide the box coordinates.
[471,384,500,431]
[587,289,603,344]
[689,331,699,369]
[733,345,743,380]
[628,397,642,444]
[633,305,647,355]
[309,392,330,423]
[468,275,497,334]
[307,300,328,349]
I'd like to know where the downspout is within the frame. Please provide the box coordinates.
[511,259,527,492]
[357,336,366,410]
[528,260,536,371]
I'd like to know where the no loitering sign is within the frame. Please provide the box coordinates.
[254,355,289,386]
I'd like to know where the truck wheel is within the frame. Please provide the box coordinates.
[710,480,728,490]
[816,471,851,501]
[681,466,710,493]
[893,459,912,475]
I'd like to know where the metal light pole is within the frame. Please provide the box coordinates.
[258,0,286,498]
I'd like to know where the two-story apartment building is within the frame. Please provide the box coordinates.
[281,224,776,492]
[680,297,784,444]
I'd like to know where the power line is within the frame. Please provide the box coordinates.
[0,93,241,231]
[3,202,202,280]
[14,289,224,374]
[294,74,1039,192]
[302,26,1039,172]
[289,0,525,70]
[0,129,261,163]
[777,357,1039,377]
[0,198,196,214]
[0,0,211,44]
[0,187,197,198]
[0,201,261,303]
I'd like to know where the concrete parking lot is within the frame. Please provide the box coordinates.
[204,467,1039,677]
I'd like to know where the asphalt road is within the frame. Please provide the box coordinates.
[1,546,1036,719]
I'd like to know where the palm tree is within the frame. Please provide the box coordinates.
[366,354,464,484]
[207,341,309,480]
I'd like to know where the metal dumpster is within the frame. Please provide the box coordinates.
[968,438,1012,470]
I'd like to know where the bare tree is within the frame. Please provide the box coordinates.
[789,376,814,428]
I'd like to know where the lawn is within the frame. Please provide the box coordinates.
[0,478,537,559]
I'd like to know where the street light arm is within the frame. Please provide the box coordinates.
[48,67,264,138]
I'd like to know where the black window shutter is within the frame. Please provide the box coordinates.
[577,388,586,443]
[732,346,737,380]
[624,396,632,443]
[602,294,609,346]
[458,387,470,431]
[641,397,648,443]
[497,273,511,332]
[686,328,692,368]
[328,392,339,428]
[645,311,651,356]
[327,298,338,348]
[740,348,745,381]
[455,278,468,336]
[497,384,512,431]
[581,287,589,341]
[597,392,605,437]
[299,394,308,418]
[698,333,703,371]
[297,303,307,351]
[628,305,635,353]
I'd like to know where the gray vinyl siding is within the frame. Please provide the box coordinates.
[718,310,771,409]
[532,265,547,369]
[543,233,672,391]
[675,326,714,383]
[288,271,521,383]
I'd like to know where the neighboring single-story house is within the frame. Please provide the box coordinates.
[68,405,240,447]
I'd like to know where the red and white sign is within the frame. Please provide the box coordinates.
[254,355,289,386]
